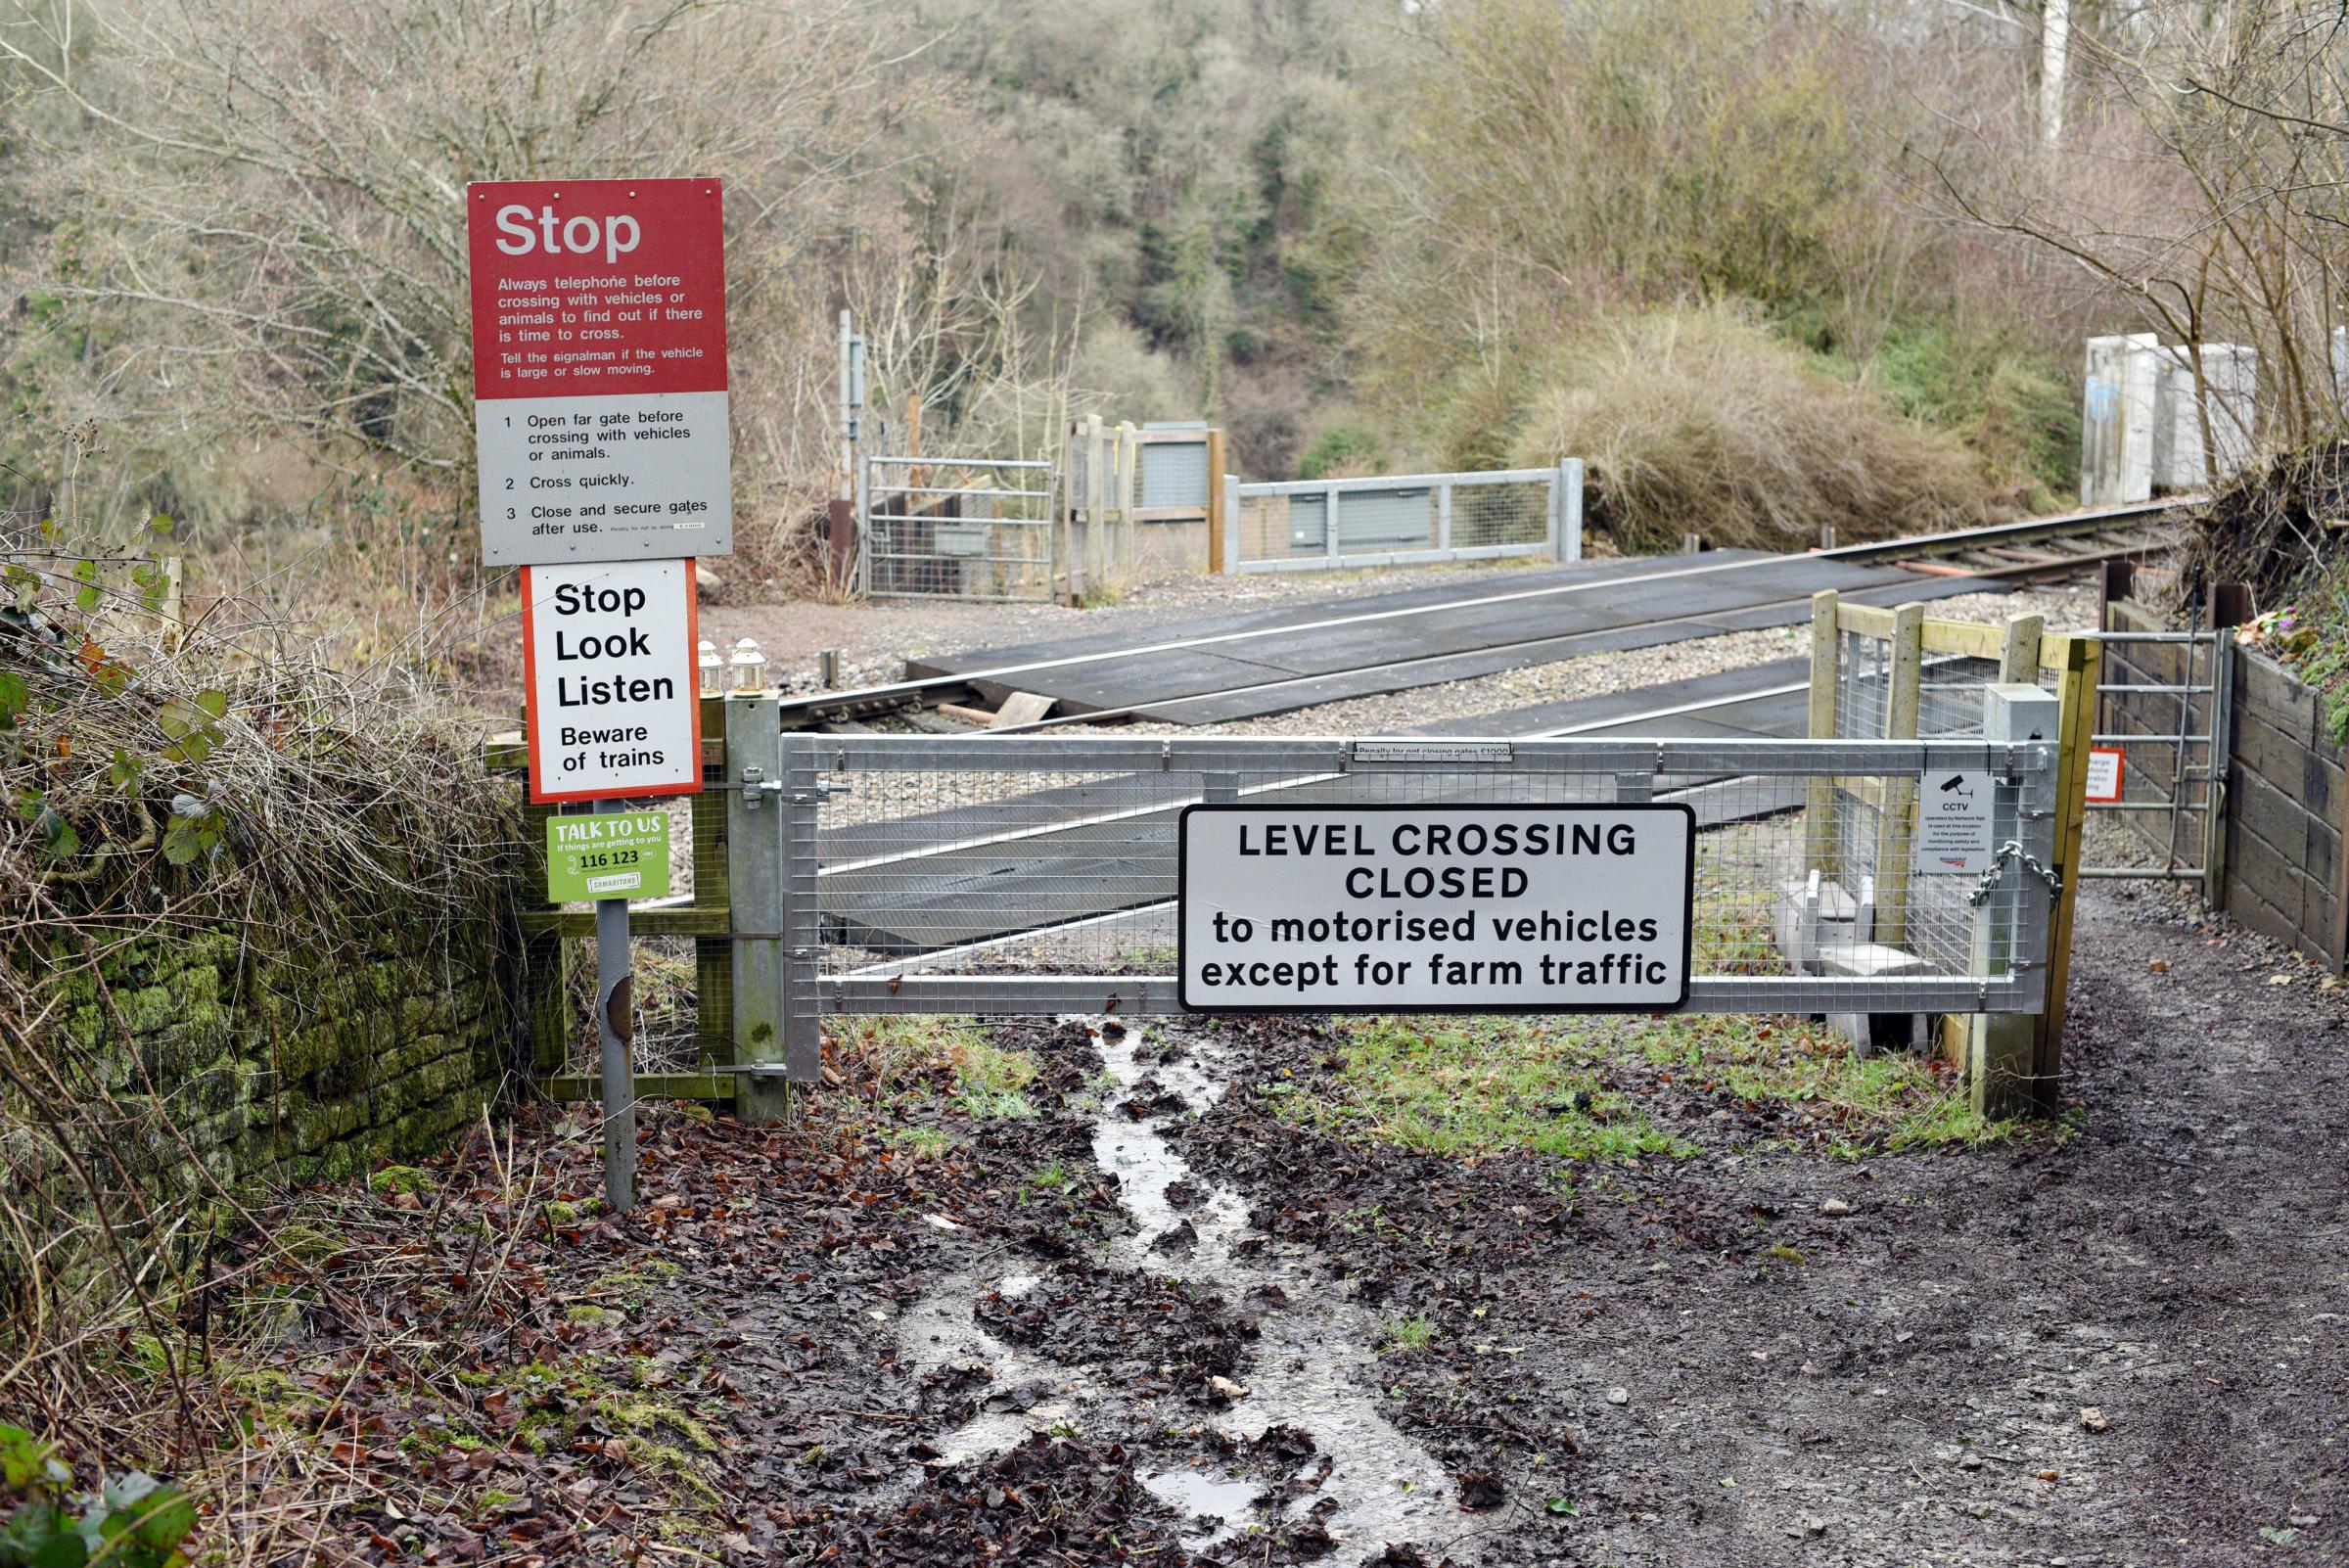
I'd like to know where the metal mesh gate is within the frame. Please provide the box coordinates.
[860,455,1056,600]
[1225,466,1583,574]
[720,730,2059,1046]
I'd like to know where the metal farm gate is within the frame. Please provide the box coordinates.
[711,713,2061,1098]
[859,455,1056,601]
[2085,607,2235,895]
[1223,465,1585,574]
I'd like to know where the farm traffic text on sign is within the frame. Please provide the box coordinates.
[521,558,701,804]
[1178,805,1693,1012]
[469,177,731,566]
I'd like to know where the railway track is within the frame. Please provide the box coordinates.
[1855,497,2183,582]
[780,497,2181,732]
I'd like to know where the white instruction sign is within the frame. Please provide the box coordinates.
[1914,769,1996,874]
[1178,805,1693,1012]
[521,558,702,805]
[2083,746,2124,804]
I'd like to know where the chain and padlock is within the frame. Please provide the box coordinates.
[1965,839,2064,908]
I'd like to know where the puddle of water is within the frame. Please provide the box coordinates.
[894,1019,1473,1563]
[1141,1466,1262,1552]
[897,1286,1089,1466]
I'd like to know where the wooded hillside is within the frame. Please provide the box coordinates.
[2,0,2344,584]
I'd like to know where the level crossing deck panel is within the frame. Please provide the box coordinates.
[826,663,1830,954]
[909,554,1993,724]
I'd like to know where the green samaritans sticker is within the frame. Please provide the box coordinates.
[546,810,672,902]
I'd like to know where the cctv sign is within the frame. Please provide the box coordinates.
[468,178,731,566]
[520,558,702,804]
[1913,769,1997,874]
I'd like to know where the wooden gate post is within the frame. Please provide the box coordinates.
[1871,603,1925,949]
[1204,427,1227,576]
[1805,590,1840,875]
[1999,613,2046,684]
[2033,632,2102,1115]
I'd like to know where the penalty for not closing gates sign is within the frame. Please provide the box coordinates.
[546,809,672,902]
[1178,805,1694,1012]
[520,558,701,804]
[469,177,731,566]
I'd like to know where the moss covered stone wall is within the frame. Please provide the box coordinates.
[50,924,510,1199]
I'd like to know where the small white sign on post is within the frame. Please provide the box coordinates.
[1913,769,1997,874]
[1178,805,1693,1012]
[521,557,702,804]
[2083,746,2124,804]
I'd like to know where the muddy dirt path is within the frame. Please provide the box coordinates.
[799,887,2339,1558]
[1165,880,2349,1566]
[723,879,2349,1567]
[209,871,2346,1564]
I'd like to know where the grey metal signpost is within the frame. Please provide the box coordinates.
[592,797,638,1210]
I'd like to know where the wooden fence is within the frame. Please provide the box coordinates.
[2104,596,2347,969]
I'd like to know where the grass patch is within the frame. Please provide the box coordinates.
[1018,1162,1072,1205]
[1380,1313,1438,1355]
[1272,1013,2011,1166]
[1268,1016,1689,1163]
[1647,1016,2013,1156]
[884,1126,959,1160]
[836,1015,1038,1121]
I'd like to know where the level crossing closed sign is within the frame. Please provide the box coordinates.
[1178,804,1694,1011]
[521,558,701,804]
[469,177,731,566]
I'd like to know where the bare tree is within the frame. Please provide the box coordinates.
[1928,1,2349,454]
[0,0,902,545]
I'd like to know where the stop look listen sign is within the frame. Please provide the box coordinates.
[519,558,701,804]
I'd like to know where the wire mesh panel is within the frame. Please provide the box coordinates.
[1231,469,1573,572]
[862,456,1056,601]
[787,733,2058,1020]
[2083,622,2229,886]
[1828,635,2011,970]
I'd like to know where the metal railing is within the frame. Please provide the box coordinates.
[714,729,2059,1040]
[1222,464,1583,574]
